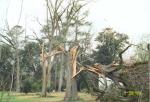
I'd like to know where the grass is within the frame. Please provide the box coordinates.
[0,92,96,102]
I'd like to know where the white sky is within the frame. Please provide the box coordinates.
[88,0,150,42]
[0,0,150,59]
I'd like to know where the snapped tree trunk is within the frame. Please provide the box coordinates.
[40,43,65,96]
[64,51,78,101]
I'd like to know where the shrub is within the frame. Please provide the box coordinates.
[22,79,32,94]
[31,82,42,92]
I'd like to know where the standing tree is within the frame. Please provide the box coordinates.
[0,25,24,92]
[38,0,91,98]
[93,28,129,65]
[134,34,150,62]
[0,44,13,90]
[20,42,42,92]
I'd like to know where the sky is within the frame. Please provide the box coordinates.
[88,0,150,42]
[0,0,150,59]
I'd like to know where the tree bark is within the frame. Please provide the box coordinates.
[58,54,64,92]
[64,52,78,101]
[54,56,58,91]
[41,43,49,97]
[41,50,48,97]
[148,59,150,82]
[16,49,20,92]
[47,57,52,89]
[42,63,47,97]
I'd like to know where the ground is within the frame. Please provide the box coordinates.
[0,92,96,102]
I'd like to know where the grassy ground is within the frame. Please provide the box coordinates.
[0,92,96,102]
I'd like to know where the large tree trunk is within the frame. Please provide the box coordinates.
[41,41,53,97]
[64,53,78,101]
[42,56,53,97]
[16,49,20,92]
[42,62,47,97]
[54,56,58,91]
[47,57,52,89]
[58,54,64,92]
[41,43,48,97]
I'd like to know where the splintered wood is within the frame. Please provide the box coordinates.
[39,44,111,83]
[72,63,105,78]
[40,45,65,65]
[68,46,107,79]
[39,43,65,96]
[69,46,79,78]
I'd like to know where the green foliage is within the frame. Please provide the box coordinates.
[1,25,24,49]
[22,78,42,94]
[134,43,150,62]
[93,28,129,65]
[7,25,24,37]
[19,42,43,93]
[22,79,32,94]
[20,42,41,73]
[99,84,127,102]
[0,44,13,90]
[31,81,42,92]
[141,89,149,102]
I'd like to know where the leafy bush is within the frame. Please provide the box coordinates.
[31,82,42,92]
[22,79,32,94]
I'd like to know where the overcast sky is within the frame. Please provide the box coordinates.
[0,0,150,59]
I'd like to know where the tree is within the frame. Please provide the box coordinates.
[38,0,91,98]
[134,43,150,62]
[0,25,24,92]
[20,42,41,74]
[64,46,80,101]
[20,42,42,92]
[77,28,131,101]
[0,44,13,90]
[134,34,150,62]
[93,28,129,65]
[58,53,65,92]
